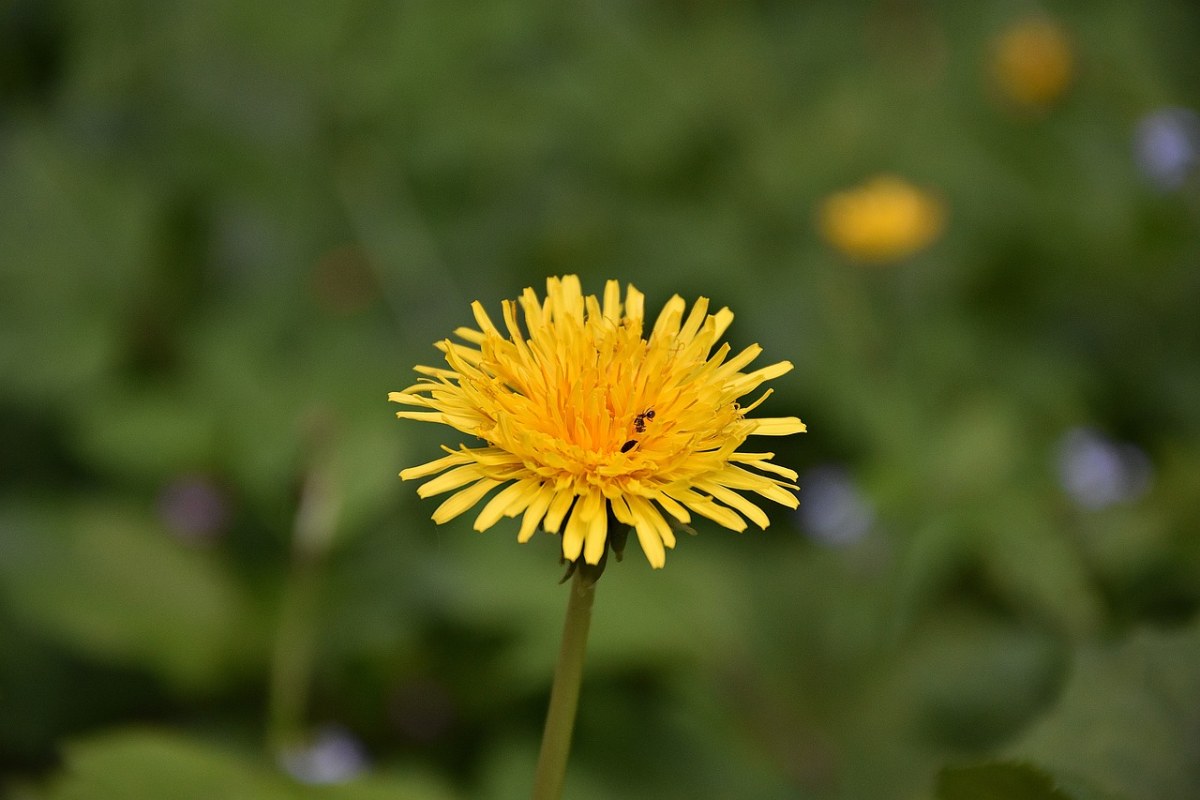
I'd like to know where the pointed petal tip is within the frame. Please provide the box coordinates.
[751,417,807,436]
[642,545,667,569]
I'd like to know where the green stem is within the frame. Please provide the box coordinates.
[531,569,596,800]
[267,457,339,752]
[267,555,319,751]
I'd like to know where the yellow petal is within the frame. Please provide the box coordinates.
[416,464,485,498]
[729,452,800,482]
[602,279,621,320]
[711,466,800,508]
[650,295,686,340]
[725,361,794,396]
[697,482,771,529]
[710,307,734,341]
[677,297,710,344]
[655,492,691,524]
[432,479,502,524]
[543,487,575,533]
[667,487,747,532]
[583,501,609,565]
[399,451,471,481]
[517,484,555,543]
[562,502,587,561]
[751,417,807,436]
[715,344,763,379]
[474,480,540,531]
[627,496,667,568]
[394,410,448,423]
[624,284,645,329]
[471,301,500,337]
[454,326,486,344]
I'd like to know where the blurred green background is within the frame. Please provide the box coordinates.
[2,1,1200,798]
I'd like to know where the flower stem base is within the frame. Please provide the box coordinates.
[531,569,596,800]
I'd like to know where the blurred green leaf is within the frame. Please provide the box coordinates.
[72,387,219,482]
[0,127,152,403]
[44,729,457,800]
[977,504,1102,638]
[1006,621,1200,800]
[0,502,259,690]
[47,730,288,800]
[896,614,1067,749]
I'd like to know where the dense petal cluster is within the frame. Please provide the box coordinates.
[390,276,806,568]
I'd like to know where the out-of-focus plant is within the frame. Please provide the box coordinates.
[989,16,1076,111]
[817,176,945,265]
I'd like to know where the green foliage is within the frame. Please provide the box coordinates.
[937,762,1078,800]
[0,501,259,690]
[2,0,1200,797]
[936,760,1128,800]
[1006,621,1200,800]
[42,730,455,800]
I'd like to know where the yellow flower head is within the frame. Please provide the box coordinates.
[818,175,945,264]
[390,276,806,569]
[990,16,1075,110]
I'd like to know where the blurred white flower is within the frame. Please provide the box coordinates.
[278,725,368,785]
[1055,427,1153,510]
[1133,107,1200,191]
[798,466,875,546]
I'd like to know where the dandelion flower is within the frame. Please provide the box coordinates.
[390,276,806,569]
[990,16,1075,110]
[818,175,945,264]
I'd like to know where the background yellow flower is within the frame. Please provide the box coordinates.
[817,175,946,264]
[990,16,1076,109]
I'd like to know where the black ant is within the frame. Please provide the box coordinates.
[620,408,656,455]
[632,408,655,434]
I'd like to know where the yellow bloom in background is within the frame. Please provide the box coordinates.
[990,16,1075,110]
[390,276,806,569]
[818,175,945,264]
